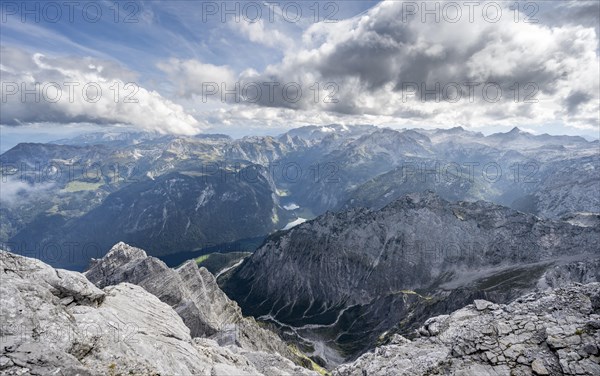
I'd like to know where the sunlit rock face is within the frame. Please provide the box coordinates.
[0,249,319,376]
[84,242,297,358]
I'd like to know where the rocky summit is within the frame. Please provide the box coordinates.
[0,249,319,376]
[334,283,600,376]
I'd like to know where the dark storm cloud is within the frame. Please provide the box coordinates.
[566,91,593,115]
[544,1,600,36]
[239,0,598,126]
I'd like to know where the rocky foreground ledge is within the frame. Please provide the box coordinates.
[335,283,600,376]
[1,244,599,376]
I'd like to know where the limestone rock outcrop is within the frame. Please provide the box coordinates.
[0,250,318,376]
[84,242,297,360]
[334,283,600,376]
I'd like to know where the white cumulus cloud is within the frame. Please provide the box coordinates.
[0,46,203,135]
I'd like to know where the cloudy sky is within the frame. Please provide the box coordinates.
[1,0,599,150]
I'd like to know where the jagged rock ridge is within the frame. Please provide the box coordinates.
[84,242,297,359]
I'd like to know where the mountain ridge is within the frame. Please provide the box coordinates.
[2,124,598,271]
[221,192,600,365]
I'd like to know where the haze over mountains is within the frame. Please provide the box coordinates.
[1,125,598,271]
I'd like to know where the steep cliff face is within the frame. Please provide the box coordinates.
[334,283,600,376]
[532,156,600,219]
[0,250,319,376]
[538,260,600,290]
[225,192,599,313]
[221,192,600,364]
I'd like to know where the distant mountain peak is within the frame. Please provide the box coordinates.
[509,126,523,134]
[488,126,530,139]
